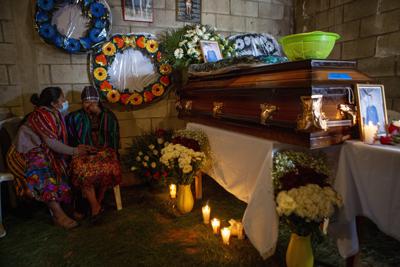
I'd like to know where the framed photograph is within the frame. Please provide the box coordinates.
[356,84,388,137]
[176,0,201,23]
[200,40,223,63]
[122,0,153,22]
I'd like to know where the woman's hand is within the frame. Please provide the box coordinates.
[73,145,97,156]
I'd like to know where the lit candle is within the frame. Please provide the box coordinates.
[211,218,220,234]
[169,184,176,199]
[202,205,211,224]
[221,227,231,245]
[363,121,378,144]
[237,222,244,240]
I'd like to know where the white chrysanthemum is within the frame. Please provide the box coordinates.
[148,144,155,150]
[144,155,149,161]
[151,162,156,168]
[182,165,193,174]
[136,156,141,162]
[174,48,184,59]
[157,138,164,144]
[138,151,143,156]
[153,150,158,155]
[179,40,187,47]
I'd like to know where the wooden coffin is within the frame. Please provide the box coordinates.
[176,60,374,149]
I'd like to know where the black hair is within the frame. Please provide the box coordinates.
[30,87,63,107]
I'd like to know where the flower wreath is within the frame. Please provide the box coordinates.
[35,0,111,53]
[91,34,173,107]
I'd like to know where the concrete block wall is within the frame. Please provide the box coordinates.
[0,0,293,182]
[294,0,400,112]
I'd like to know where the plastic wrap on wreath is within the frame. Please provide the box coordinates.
[228,33,282,57]
[35,0,111,53]
[107,34,159,93]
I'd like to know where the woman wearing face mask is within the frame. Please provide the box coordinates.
[14,87,90,229]
[66,86,121,222]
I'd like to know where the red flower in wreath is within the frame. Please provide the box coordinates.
[152,83,164,96]
[129,93,143,105]
[136,36,146,48]
[113,36,125,49]
[144,91,154,102]
[120,93,130,105]
[95,54,107,66]
[160,64,172,75]
[100,80,112,91]
[160,76,170,86]
[156,51,163,62]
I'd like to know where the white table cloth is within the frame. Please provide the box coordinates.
[187,123,279,258]
[330,141,400,258]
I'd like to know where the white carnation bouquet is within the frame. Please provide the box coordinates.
[160,143,206,185]
[273,151,342,236]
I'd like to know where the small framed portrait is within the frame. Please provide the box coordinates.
[356,84,388,137]
[200,40,223,63]
[122,0,153,22]
[176,0,201,23]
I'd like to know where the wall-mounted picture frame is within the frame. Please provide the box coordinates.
[200,40,222,63]
[176,0,201,23]
[355,84,388,138]
[122,0,153,22]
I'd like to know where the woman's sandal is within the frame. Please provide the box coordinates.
[53,216,79,230]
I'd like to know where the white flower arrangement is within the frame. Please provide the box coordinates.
[276,184,342,222]
[160,143,206,185]
[161,24,235,69]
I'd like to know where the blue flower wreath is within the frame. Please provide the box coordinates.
[35,0,111,53]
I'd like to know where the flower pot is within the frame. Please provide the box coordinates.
[286,233,314,267]
[176,184,194,214]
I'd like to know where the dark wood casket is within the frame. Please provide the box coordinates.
[176,60,374,149]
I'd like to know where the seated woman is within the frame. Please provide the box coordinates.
[66,86,121,221]
[14,87,89,229]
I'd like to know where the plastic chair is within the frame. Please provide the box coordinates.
[0,172,13,237]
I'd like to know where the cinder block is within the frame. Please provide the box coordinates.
[392,97,400,112]
[2,21,16,43]
[343,0,378,22]
[0,65,8,85]
[0,2,12,20]
[111,25,131,35]
[132,99,169,118]
[330,0,355,8]
[153,9,184,28]
[231,0,258,18]
[202,13,216,27]
[360,10,400,37]
[376,32,400,57]
[342,37,376,60]
[154,0,166,9]
[245,18,281,35]
[358,57,396,77]
[203,0,230,15]
[331,20,360,42]
[328,43,341,59]
[71,54,89,64]
[0,44,17,64]
[71,84,92,103]
[10,107,24,117]
[376,77,400,98]
[0,86,23,107]
[259,2,285,20]
[381,0,400,12]
[51,65,90,84]
[8,65,18,85]
[37,65,51,85]
[151,117,186,131]
[113,110,134,121]
[35,44,71,64]
[166,0,176,10]
[119,118,152,138]
[217,15,246,32]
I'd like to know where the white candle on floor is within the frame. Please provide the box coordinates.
[169,184,176,199]
[211,218,220,234]
[202,204,211,224]
[221,227,231,245]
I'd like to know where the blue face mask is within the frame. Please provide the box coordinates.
[59,101,69,114]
